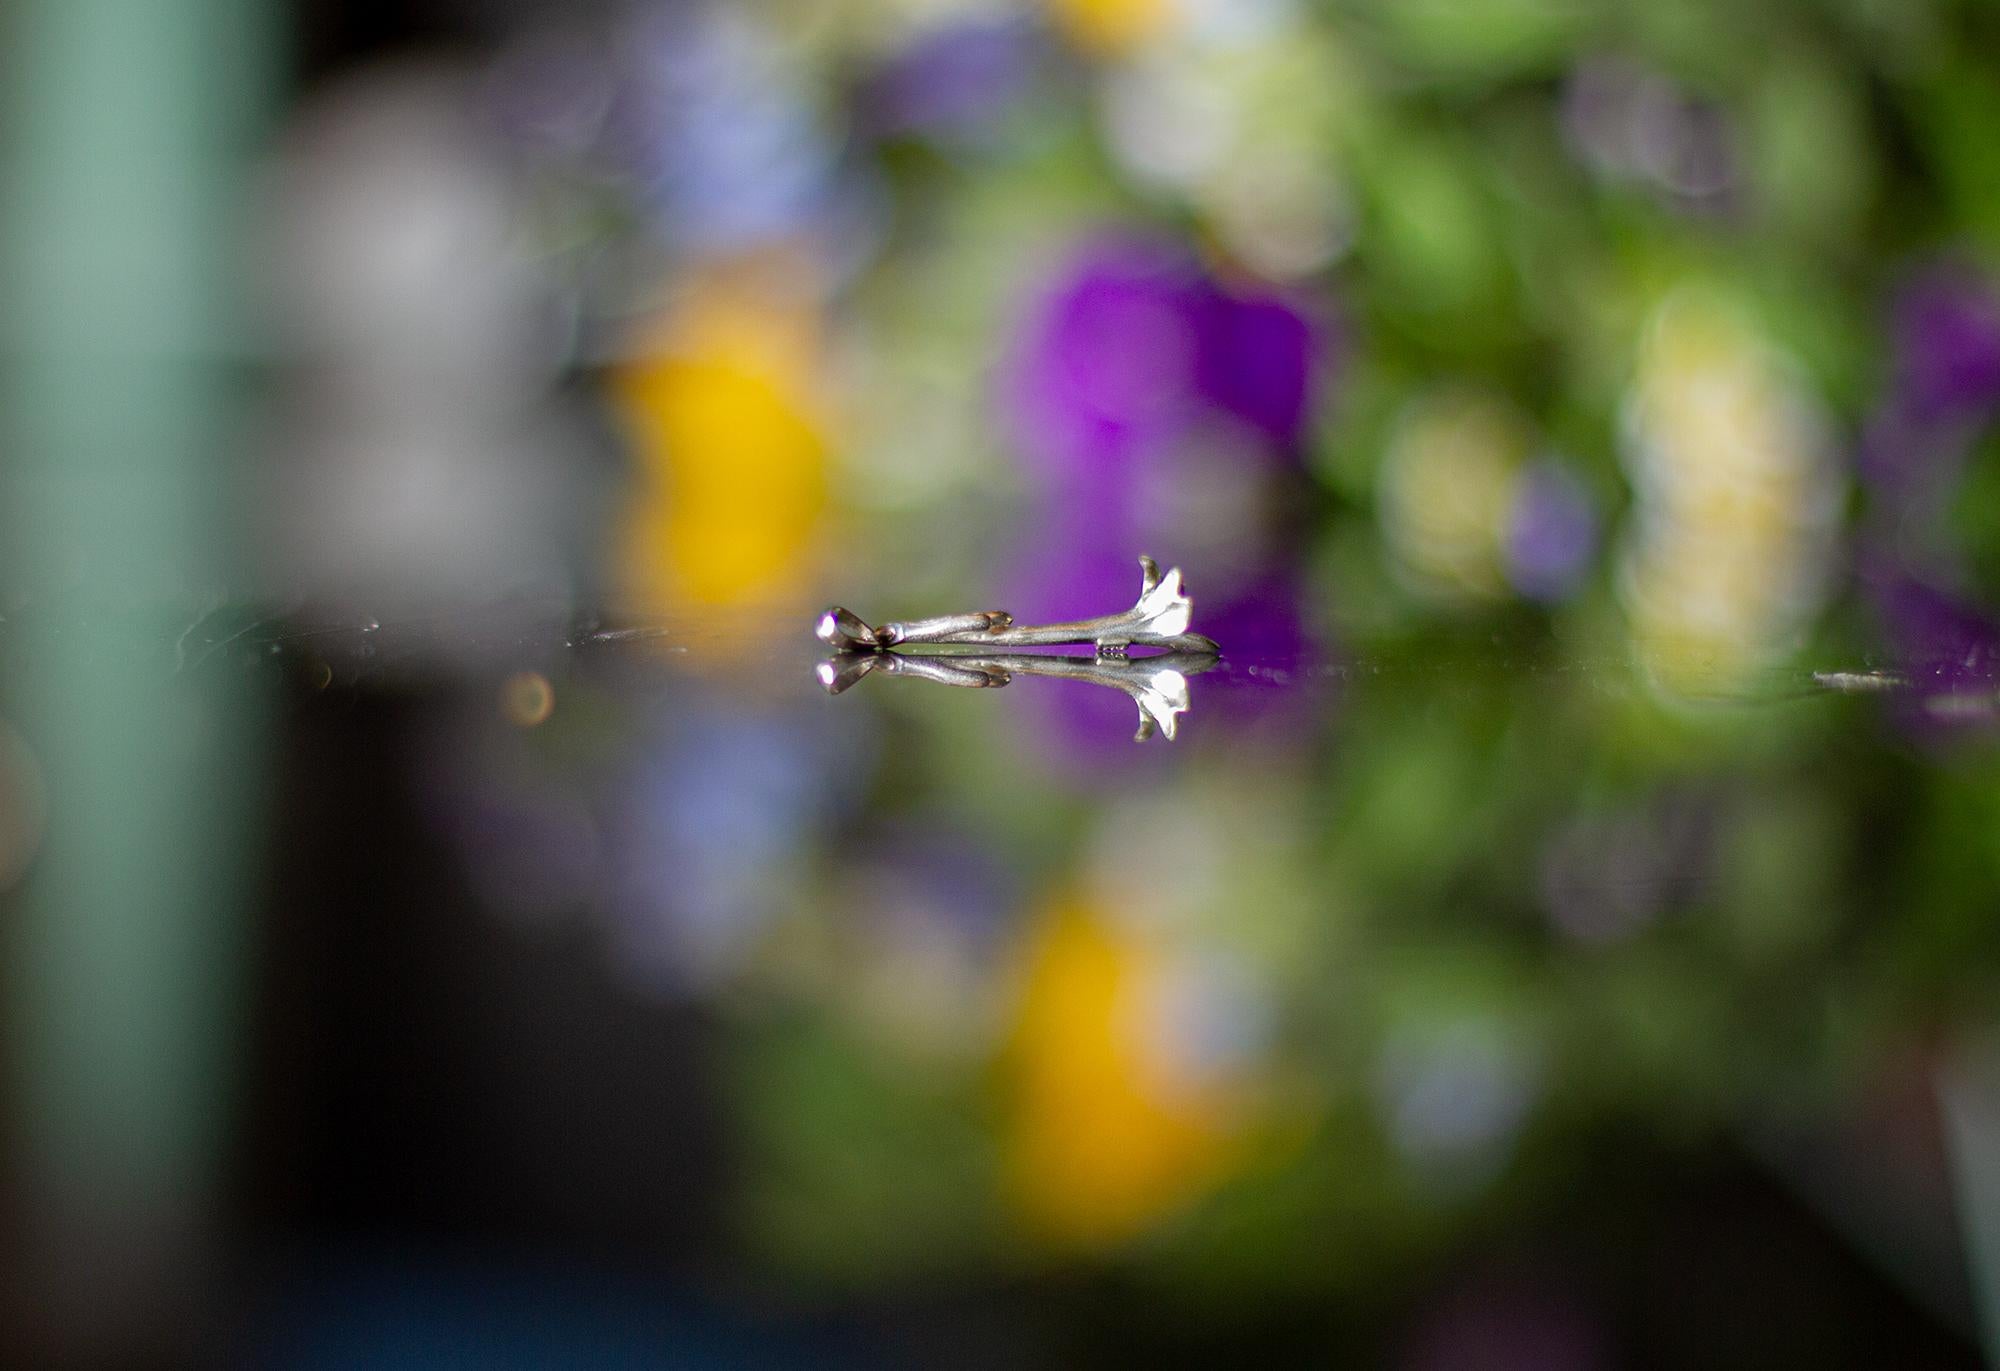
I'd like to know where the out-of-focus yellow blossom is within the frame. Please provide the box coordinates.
[612,258,831,618]
[1619,289,1841,695]
[1049,0,1176,57]
[1005,893,1247,1250]
[1378,388,1534,600]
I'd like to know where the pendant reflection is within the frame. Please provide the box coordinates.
[816,649,1223,742]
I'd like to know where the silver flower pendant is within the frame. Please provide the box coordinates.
[815,555,1221,657]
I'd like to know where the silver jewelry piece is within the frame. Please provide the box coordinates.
[816,648,1221,742]
[816,555,1220,656]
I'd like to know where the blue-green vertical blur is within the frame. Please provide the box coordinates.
[0,0,272,1349]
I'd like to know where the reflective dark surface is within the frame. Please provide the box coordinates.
[2,586,1997,1366]
[14,596,1976,1363]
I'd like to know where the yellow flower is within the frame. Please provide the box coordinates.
[1004,894,1245,1250]
[1618,288,1841,694]
[612,260,830,614]
[1048,0,1175,57]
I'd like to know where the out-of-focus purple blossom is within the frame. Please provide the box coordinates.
[1003,542,1305,665]
[1202,568,1311,666]
[1634,97,1735,203]
[1003,539,1148,626]
[1190,285,1322,452]
[1505,460,1598,603]
[1860,263,2000,496]
[1857,398,1950,495]
[1871,575,2000,732]
[1004,237,1323,485]
[1560,55,1738,214]
[1855,263,2000,739]
[602,700,840,991]
[1881,578,2000,678]
[997,235,1331,761]
[860,17,1040,142]
[860,826,1025,954]
[1889,262,2000,426]
[611,7,843,253]
[1168,566,1324,734]
[1005,238,1207,486]
[1561,55,1644,174]
[835,826,1027,1056]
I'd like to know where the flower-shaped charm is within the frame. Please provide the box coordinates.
[816,555,1220,655]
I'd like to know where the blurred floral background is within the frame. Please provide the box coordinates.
[7,0,2000,1365]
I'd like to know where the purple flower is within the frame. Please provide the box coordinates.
[861,18,1039,142]
[1560,55,1739,214]
[1505,460,1598,603]
[1560,55,1643,176]
[1879,577,2000,688]
[1855,263,2000,737]
[993,235,1332,760]
[1857,398,1949,495]
[1004,238,1207,488]
[1190,285,1321,452]
[1847,565,2000,737]
[1861,265,2000,495]
[1890,262,2000,426]
[1202,569,1311,666]
[1004,538,1146,624]
[1004,237,1323,486]
[860,825,1024,950]
[609,8,843,253]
